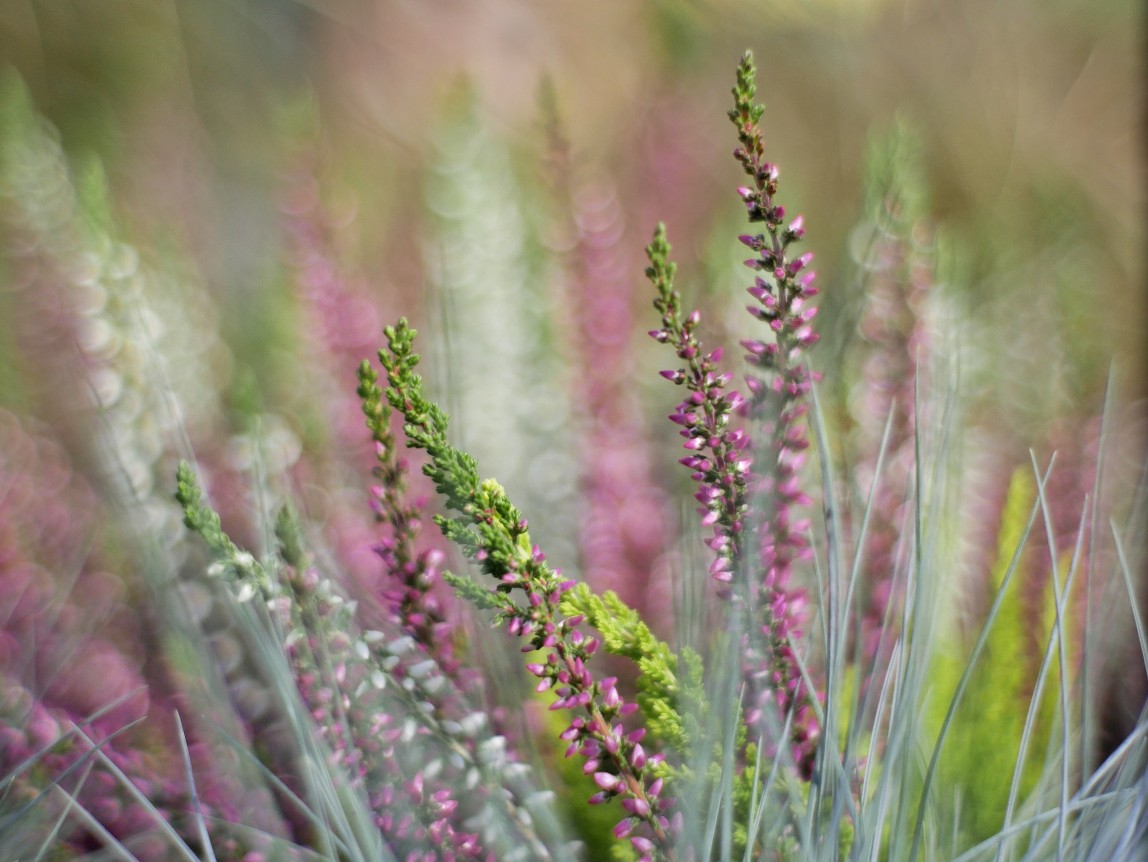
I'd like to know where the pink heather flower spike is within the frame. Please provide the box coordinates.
[648,51,823,776]
[376,321,677,858]
[725,50,824,774]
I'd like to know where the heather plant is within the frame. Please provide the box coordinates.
[1,48,1146,862]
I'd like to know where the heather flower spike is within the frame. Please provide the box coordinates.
[851,119,934,681]
[371,319,677,860]
[726,51,822,770]
[646,224,749,591]
[649,50,822,774]
[358,359,463,682]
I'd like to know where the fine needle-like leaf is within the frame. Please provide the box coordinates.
[996,498,1088,862]
[1029,449,1076,862]
[1111,521,1148,680]
[174,712,217,862]
[70,725,203,862]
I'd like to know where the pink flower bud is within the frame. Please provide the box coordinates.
[622,796,651,818]
[593,772,621,792]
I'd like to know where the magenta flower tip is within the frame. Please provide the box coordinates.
[593,772,621,791]
[788,252,814,275]
[708,556,731,575]
[622,796,652,818]
[631,836,655,854]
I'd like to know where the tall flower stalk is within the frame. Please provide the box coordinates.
[283,160,460,632]
[648,51,821,772]
[369,319,678,861]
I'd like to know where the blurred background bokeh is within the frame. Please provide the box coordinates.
[1,1,1145,855]
[3,0,1143,400]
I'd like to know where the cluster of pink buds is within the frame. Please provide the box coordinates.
[509,546,677,861]
[647,229,752,600]
[647,52,823,774]
[738,210,820,360]
[374,322,679,859]
[727,52,823,774]
[360,363,471,689]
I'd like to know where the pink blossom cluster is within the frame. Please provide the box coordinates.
[363,410,466,686]
[283,164,385,459]
[503,545,677,862]
[727,59,824,770]
[649,303,749,596]
[649,53,823,774]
